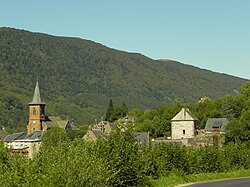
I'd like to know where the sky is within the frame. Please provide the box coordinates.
[1,0,250,79]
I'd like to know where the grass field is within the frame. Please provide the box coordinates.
[149,169,250,187]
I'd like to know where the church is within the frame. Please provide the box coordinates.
[4,81,77,158]
[27,81,76,133]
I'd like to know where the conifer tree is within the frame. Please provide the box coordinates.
[105,99,114,121]
[121,101,128,116]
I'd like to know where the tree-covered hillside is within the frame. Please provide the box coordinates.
[0,27,247,130]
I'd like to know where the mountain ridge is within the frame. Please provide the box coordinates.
[0,27,247,129]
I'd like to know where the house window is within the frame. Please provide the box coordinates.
[183,130,185,135]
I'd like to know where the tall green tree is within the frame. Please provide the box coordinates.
[105,99,114,122]
[225,109,250,143]
[42,127,69,148]
[121,101,128,116]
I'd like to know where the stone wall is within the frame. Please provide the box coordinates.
[171,121,196,139]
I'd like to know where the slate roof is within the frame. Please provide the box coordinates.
[43,121,58,128]
[205,118,229,132]
[29,81,45,105]
[4,132,27,142]
[171,108,199,121]
[91,129,107,139]
[43,116,70,129]
[133,132,149,145]
[25,130,44,140]
[65,122,79,131]
[4,130,44,142]
[0,130,8,140]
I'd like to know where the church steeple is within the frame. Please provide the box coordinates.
[27,81,46,133]
[29,80,45,105]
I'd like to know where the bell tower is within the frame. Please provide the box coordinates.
[27,81,46,133]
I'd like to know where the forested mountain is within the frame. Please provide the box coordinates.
[0,27,247,130]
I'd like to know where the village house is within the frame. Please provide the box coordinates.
[83,120,114,141]
[4,131,43,158]
[171,108,199,140]
[205,118,229,134]
[83,118,149,144]
[83,129,107,141]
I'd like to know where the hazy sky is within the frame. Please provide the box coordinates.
[1,1,249,79]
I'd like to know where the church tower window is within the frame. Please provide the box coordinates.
[33,108,36,115]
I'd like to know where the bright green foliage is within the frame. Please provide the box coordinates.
[96,131,149,186]
[0,141,8,164]
[67,125,88,140]
[153,144,189,176]
[30,140,110,187]
[225,109,250,142]
[239,81,250,97]
[0,134,249,186]
[0,141,110,187]
[217,95,246,120]
[190,100,220,128]
[152,143,250,177]
[42,127,70,148]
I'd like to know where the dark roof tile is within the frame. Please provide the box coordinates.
[4,132,27,142]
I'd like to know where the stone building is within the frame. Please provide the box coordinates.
[83,120,114,141]
[171,108,199,140]
[83,129,107,141]
[205,118,229,133]
[4,131,43,158]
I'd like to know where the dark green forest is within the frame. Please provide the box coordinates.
[0,27,247,131]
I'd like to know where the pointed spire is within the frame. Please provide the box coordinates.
[29,80,45,105]
[33,80,41,102]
